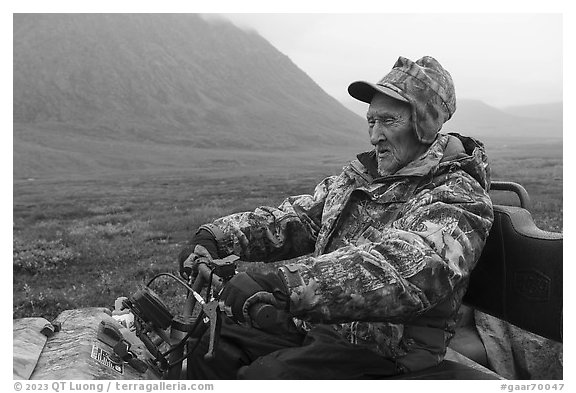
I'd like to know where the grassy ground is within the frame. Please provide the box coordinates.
[13,139,562,320]
[12,170,325,319]
[485,138,563,232]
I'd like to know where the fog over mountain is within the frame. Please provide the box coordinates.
[500,102,563,122]
[13,14,561,180]
[444,100,562,140]
[342,97,562,140]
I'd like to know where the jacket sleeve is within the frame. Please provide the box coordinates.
[279,170,494,324]
[200,176,337,262]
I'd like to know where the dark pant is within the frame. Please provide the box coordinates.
[186,317,402,379]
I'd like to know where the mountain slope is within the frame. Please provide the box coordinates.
[14,14,367,179]
[500,102,562,122]
[442,99,562,139]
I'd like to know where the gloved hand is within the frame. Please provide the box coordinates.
[219,272,290,325]
[178,229,219,280]
[180,244,215,282]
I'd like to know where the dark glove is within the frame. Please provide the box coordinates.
[219,272,290,324]
[178,229,219,279]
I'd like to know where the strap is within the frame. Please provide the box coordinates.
[278,264,305,289]
[113,340,148,373]
[97,320,148,373]
[96,320,124,348]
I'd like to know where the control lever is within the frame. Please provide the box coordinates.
[202,301,221,360]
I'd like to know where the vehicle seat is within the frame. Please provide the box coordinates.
[405,182,563,379]
[463,203,562,343]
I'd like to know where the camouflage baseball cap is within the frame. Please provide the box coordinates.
[348,56,456,144]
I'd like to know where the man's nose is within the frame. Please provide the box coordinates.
[370,124,386,145]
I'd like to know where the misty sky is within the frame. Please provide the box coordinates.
[219,13,562,110]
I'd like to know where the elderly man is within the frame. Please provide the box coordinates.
[179,56,494,379]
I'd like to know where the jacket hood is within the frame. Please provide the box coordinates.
[442,133,491,191]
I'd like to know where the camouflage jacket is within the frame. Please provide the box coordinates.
[201,132,494,372]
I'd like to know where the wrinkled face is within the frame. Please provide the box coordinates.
[367,93,428,176]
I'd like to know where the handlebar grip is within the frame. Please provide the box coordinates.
[196,263,287,329]
[197,263,224,291]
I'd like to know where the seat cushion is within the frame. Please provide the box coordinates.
[449,325,488,367]
[390,360,501,380]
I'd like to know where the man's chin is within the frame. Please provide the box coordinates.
[377,168,395,177]
[377,159,399,177]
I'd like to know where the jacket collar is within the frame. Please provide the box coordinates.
[356,134,450,181]
[354,132,490,190]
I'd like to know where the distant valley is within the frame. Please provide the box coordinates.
[342,97,562,141]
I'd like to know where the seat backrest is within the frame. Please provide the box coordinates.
[463,204,563,342]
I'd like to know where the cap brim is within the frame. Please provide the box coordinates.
[348,81,409,104]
